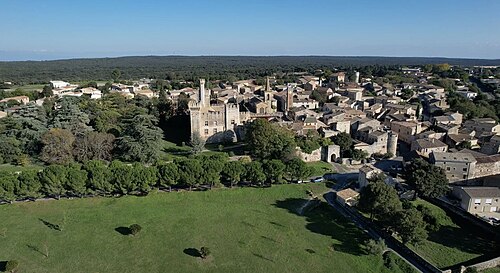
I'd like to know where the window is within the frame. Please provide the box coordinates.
[486,199,492,205]
[474,199,481,205]
[205,121,208,126]
[463,168,467,172]
[204,129,209,135]
[231,120,235,125]
[213,128,217,134]
[214,121,218,126]
[447,167,450,171]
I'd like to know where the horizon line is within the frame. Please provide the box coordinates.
[1,54,500,63]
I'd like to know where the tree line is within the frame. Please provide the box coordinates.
[0,154,313,203]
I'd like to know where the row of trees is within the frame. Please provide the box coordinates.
[0,155,313,203]
[358,175,441,245]
[0,93,170,165]
[358,159,449,245]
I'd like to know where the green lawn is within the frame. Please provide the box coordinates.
[0,184,399,273]
[0,164,44,173]
[3,84,45,92]
[307,161,334,177]
[409,199,500,269]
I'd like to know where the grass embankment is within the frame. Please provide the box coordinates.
[307,161,334,177]
[1,183,396,273]
[409,199,500,269]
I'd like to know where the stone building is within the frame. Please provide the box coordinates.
[452,187,500,214]
[430,152,476,182]
[189,79,242,143]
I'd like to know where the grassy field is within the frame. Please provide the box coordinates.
[409,199,500,269]
[3,84,45,92]
[307,161,334,177]
[0,183,404,273]
[0,164,44,173]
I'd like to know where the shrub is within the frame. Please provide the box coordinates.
[5,260,19,272]
[200,246,211,259]
[129,224,142,236]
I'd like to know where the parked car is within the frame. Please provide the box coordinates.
[311,177,324,183]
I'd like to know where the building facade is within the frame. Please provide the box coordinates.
[189,79,242,143]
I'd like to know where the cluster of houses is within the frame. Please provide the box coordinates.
[1,68,499,221]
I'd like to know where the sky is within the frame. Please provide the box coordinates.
[1,0,499,61]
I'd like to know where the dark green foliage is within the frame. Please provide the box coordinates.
[65,164,88,197]
[128,224,142,236]
[365,238,386,256]
[351,149,368,161]
[200,246,211,259]
[262,159,286,184]
[189,133,205,155]
[359,181,402,219]
[416,204,440,232]
[5,260,19,272]
[157,163,179,190]
[109,161,135,194]
[0,171,17,202]
[463,267,478,273]
[0,135,22,164]
[295,131,324,154]
[0,56,495,84]
[16,170,42,199]
[49,97,92,136]
[285,158,312,180]
[244,161,266,185]
[196,153,226,187]
[83,160,113,194]
[246,119,296,160]
[393,207,428,245]
[221,161,245,187]
[116,115,164,163]
[175,158,202,189]
[405,159,449,198]
[332,132,353,157]
[39,165,68,199]
[130,163,158,194]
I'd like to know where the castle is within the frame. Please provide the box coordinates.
[188,79,243,143]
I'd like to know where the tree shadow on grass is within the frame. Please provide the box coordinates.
[269,221,285,228]
[183,248,201,258]
[252,252,274,262]
[115,227,131,236]
[0,261,6,271]
[27,244,46,257]
[38,218,61,231]
[273,198,368,256]
[427,225,500,257]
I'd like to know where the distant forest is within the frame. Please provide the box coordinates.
[0,56,499,84]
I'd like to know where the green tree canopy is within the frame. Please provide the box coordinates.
[246,119,296,160]
[116,115,164,163]
[406,158,449,198]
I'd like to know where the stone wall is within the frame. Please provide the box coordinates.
[473,157,500,179]
[296,147,322,162]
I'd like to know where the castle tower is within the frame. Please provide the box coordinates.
[286,84,293,112]
[199,79,209,107]
[387,131,398,157]
[354,71,360,84]
[266,77,271,92]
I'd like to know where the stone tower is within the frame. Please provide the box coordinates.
[264,77,273,111]
[286,83,293,112]
[387,131,398,157]
[199,79,209,107]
